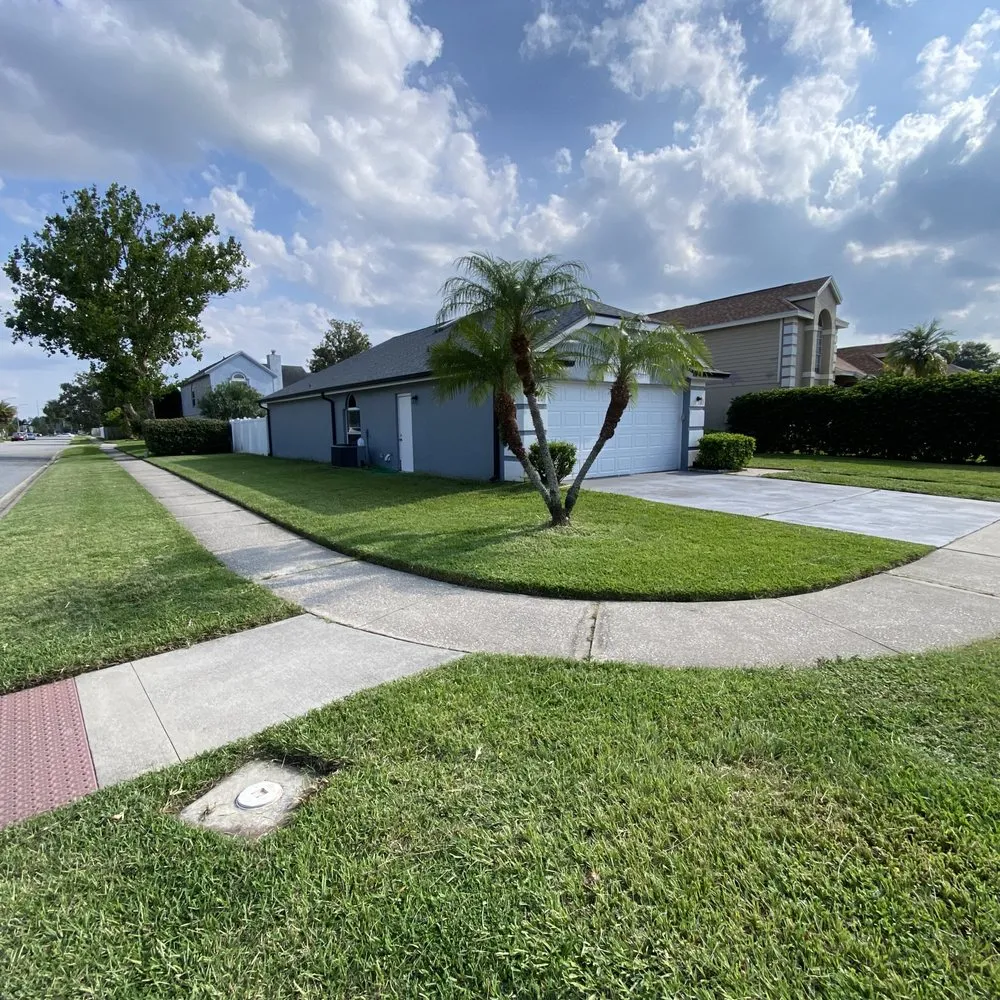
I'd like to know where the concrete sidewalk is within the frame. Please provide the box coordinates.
[114,448,1000,670]
[4,447,999,827]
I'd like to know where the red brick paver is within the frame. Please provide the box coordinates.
[0,679,97,830]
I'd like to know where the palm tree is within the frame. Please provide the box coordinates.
[885,320,957,377]
[0,399,15,437]
[564,315,711,515]
[435,253,596,525]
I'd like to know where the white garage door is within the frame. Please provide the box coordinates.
[546,380,683,478]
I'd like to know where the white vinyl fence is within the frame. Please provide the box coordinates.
[230,416,269,455]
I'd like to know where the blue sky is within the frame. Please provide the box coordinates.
[1,0,999,414]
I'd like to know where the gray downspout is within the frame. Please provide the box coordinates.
[263,402,273,457]
[680,378,692,471]
[320,392,337,454]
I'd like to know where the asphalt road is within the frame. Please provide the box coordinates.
[0,436,70,502]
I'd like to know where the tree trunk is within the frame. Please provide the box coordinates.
[496,390,555,510]
[564,378,631,515]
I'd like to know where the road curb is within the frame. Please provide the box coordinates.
[0,455,58,520]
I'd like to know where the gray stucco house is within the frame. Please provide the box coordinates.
[262,300,725,481]
[179,351,307,417]
[650,276,847,428]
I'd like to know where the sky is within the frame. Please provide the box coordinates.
[1,0,999,415]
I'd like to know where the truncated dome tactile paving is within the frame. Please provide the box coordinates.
[0,679,98,829]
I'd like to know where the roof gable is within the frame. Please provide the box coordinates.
[178,350,275,386]
[649,277,831,330]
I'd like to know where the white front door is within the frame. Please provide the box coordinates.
[396,393,414,472]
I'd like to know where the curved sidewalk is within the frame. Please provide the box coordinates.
[116,450,1000,670]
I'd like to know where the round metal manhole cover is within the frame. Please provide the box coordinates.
[235,781,284,810]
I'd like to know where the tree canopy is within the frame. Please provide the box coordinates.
[197,381,264,420]
[3,183,248,428]
[309,318,371,372]
[43,372,106,431]
[951,340,1000,373]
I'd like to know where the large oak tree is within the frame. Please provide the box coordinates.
[4,184,248,428]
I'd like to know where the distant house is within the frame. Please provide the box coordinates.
[650,277,848,427]
[835,342,967,384]
[178,351,307,417]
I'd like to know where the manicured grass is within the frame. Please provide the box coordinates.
[752,454,1000,502]
[145,453,929,601]
[113,439,147,458]
[3,646,999,998]
[0,445,295,693]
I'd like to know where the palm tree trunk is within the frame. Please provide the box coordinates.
[510,327,566,522]
[496,390,558,513]
[564,378,630,515]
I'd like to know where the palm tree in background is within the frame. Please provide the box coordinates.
[0,399,15,437]
[433,253,596,525]
[885,320,957,377]
[564,315,711,515]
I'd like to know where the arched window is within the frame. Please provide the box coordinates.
[346,393,362,441]
[230,371,249,384]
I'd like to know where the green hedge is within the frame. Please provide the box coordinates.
[727,374,1000,464]
[144,418,232,457]
[693,432,756,470]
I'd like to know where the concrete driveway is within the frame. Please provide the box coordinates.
[586,471,1000,546]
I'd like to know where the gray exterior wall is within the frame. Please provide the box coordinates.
[697,319,782,428]
[181,375,212,417]
[268,396,334,463]
[271,380,494,480]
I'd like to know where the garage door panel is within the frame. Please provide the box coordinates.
[546,380,683,478]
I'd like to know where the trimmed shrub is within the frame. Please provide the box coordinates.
[694,432,756,470]
[529,440,578,482]
[727,373,1000,463]
[144,418,232,457]
[198,381,264,419]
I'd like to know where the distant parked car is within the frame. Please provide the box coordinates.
[26,432,36,440]
[11,432,26,441]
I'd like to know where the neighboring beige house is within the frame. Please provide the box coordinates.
[650,277,847,428]
[835,342,967,383]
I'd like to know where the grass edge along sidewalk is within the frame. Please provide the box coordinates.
[140,451,929,602]
[0,443,295,694]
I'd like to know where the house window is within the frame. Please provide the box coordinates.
[190,388,197,407]
[346,394,362,442]
[814,333,823,374]
[230,371,248,384]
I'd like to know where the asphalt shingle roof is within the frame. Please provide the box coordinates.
[280,365,307,387]
[649,277,830,330]
[264,299,636,402]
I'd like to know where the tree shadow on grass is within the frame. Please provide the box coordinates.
[162,454,537,517]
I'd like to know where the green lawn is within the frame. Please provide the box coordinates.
[0,445,295,693]
[3,645,999,998]
[144,453,928,601]
[751,454,1000,502]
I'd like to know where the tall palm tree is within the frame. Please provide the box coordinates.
[564,316,711,514]
[0,399,15,437]
[435,253,596,525]
[885,320,957,377]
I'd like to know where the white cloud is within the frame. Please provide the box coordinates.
[549,147,573,174]
[845,239,955,264]
[917,8,1000,107]
[762,0,875,72]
